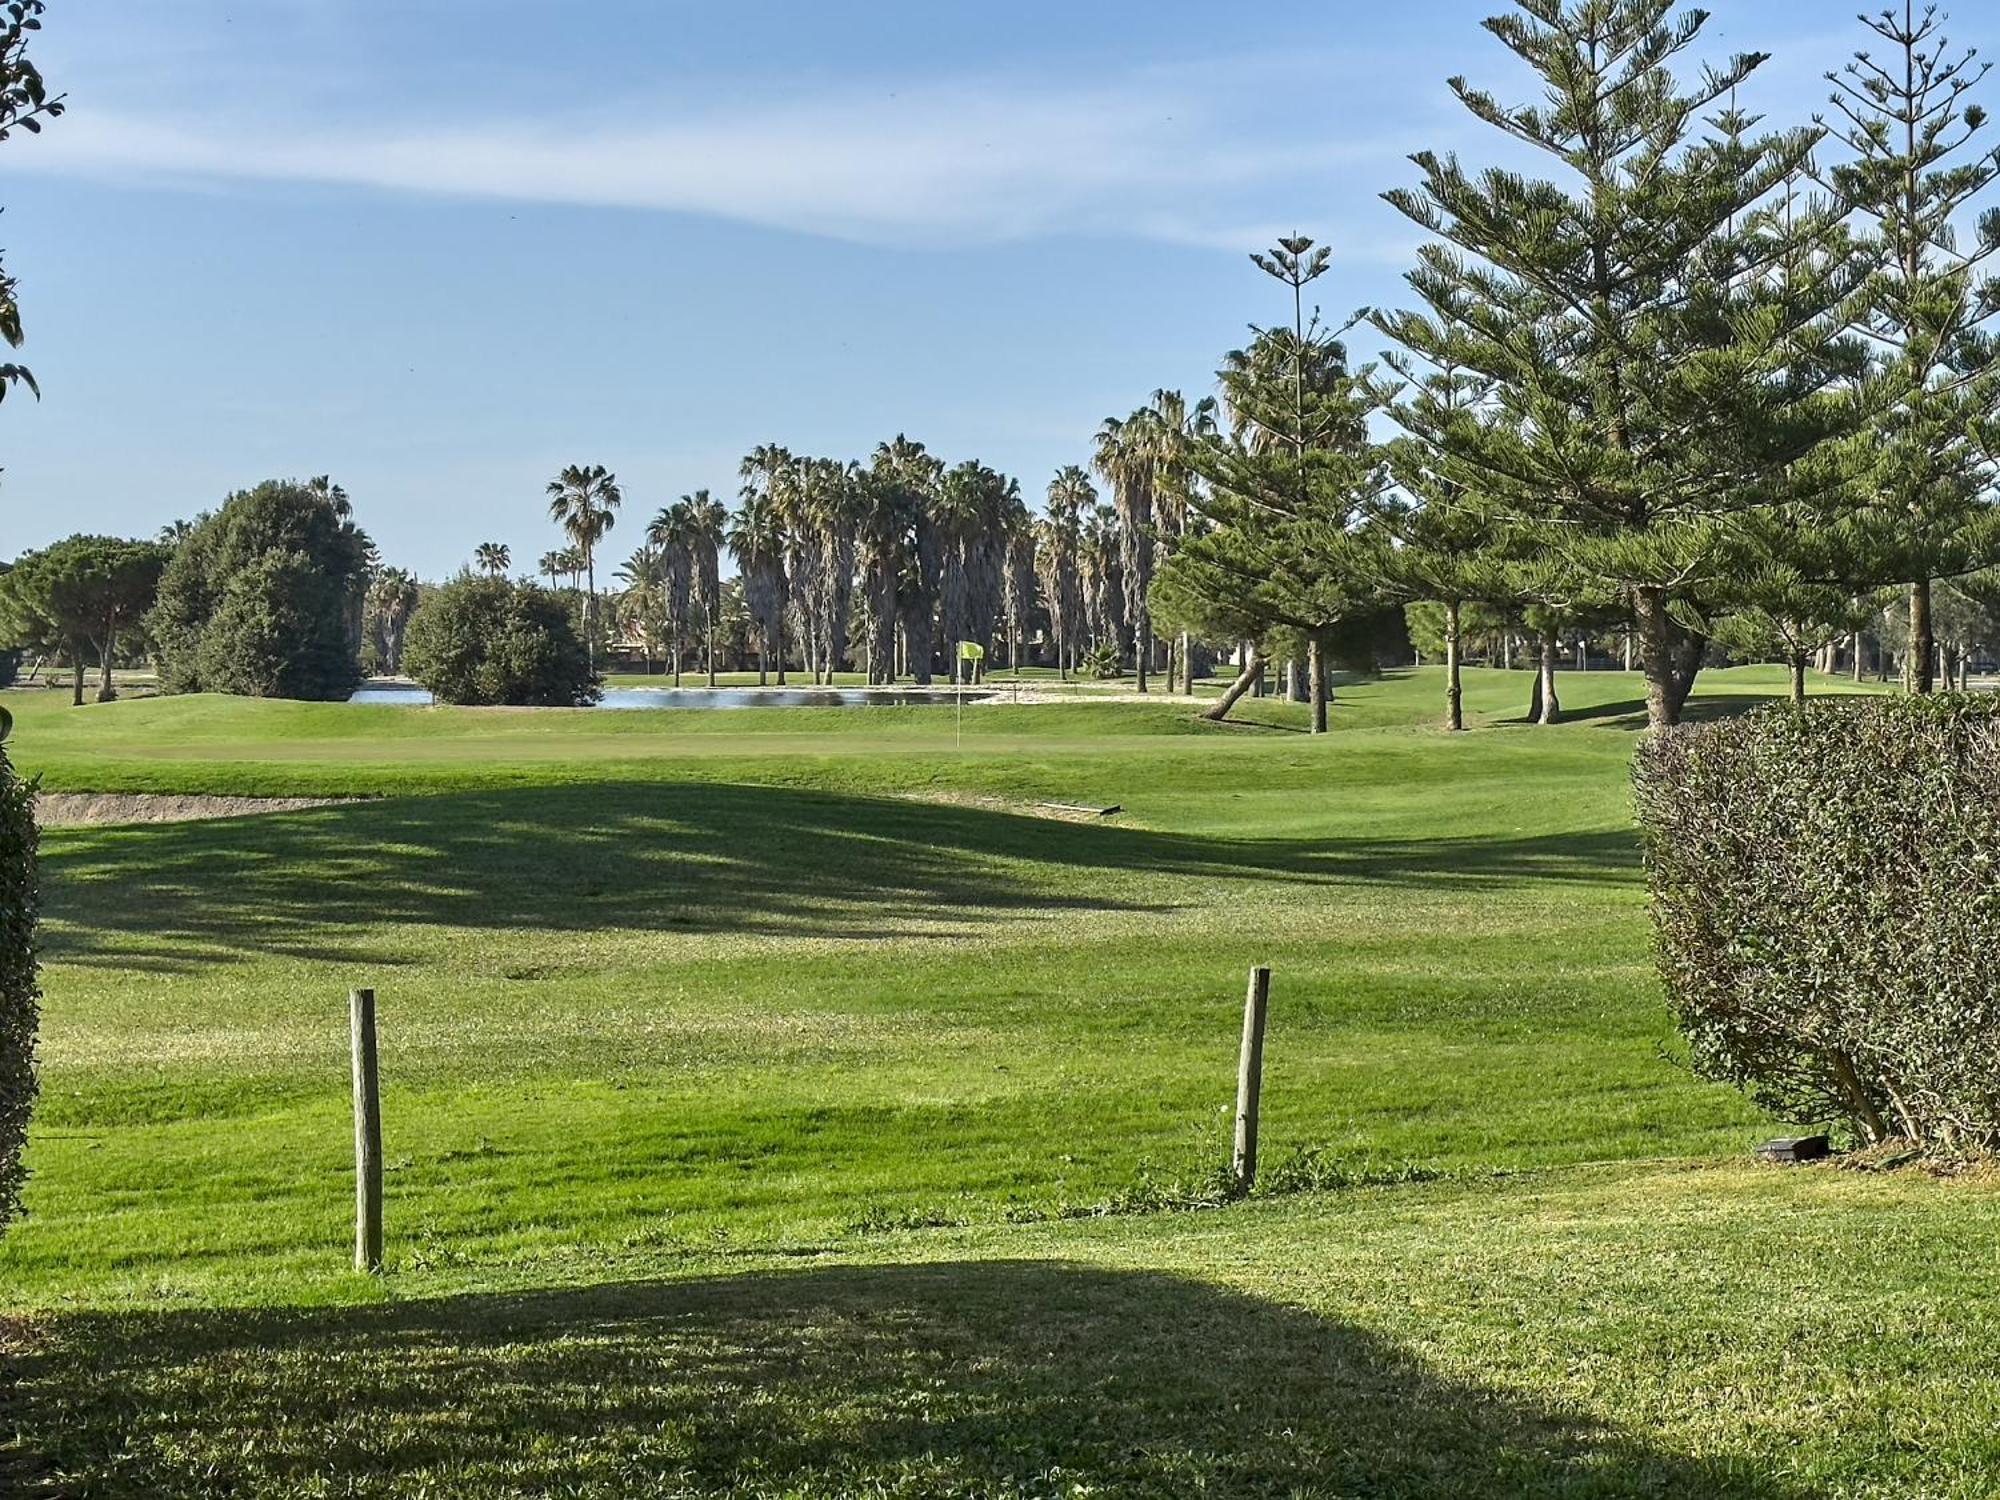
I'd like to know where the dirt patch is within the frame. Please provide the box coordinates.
[35,793,360,828]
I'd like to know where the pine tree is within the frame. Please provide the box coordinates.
[1374,356,1507,731]
[1378,0,1868,729]
[1821,1,2000,693]
[1169,314,1393,734]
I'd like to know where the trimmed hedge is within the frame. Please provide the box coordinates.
[0,714,39,1233]
[1634,696,2000,1150]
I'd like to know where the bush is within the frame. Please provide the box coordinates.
[403,576,599,707]
[1634,696,2000,1150]
[150,480,370,700]
[0,715,39,1235]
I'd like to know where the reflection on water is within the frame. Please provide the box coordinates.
[346,685,994,710]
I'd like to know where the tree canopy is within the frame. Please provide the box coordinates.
[149,478,372,700]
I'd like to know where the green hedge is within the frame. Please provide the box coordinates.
[1634,696,2000,1150]
[0,715,39,1232]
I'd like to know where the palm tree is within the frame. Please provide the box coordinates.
[685,490,727,685]
[1077,504,1125,664]
[870,435,944,683]
[794,457,861,684]
[736,447,795,683]
[646,501,699,686]
[545,463,622,672]
[1039,467,1093,678]
[538,549,566,587]
[1094,411,1164,690]
[934,460,1015,681]
[614,543,666,675]
[1141,389,1217,692]
[1000,489,1035,674]
[307,474,352,518]
[474,541,511,578]
[365,568,421,675]
[727,489,789,686]
[861,437,931,683]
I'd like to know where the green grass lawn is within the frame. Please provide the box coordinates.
[5,663,1992,1498]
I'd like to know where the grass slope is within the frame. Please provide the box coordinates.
[6,664,1989,1499]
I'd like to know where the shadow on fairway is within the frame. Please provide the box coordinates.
[9,1260,1796,1499]
[1498,691,1797,729]
[40,781,1641,969]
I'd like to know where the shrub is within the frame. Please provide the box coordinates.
[0,713,39,1234]
[1634,696,2000,1150]
[403,575,599,707]
[149,480,370,700]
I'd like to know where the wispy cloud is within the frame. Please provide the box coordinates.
[18,59,1435,250]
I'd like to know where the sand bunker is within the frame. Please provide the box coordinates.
[36,793,358,827]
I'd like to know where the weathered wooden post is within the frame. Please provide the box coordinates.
[1232,966,1271,1197]
[350,987,383,1273]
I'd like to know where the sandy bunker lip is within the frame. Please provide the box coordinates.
[34,793,360,828]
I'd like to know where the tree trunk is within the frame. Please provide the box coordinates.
[1286,658,1307,703]
[1308,635,1329,735]
[1204,646,1263,722]
[707,619,717,687]
[1536,624,1561,725]
[1444,599,1464,732]
[97,625,118,702]
[1909,579,1934,693]
[71,653,85,707]
[1632,586,1683,729]
[1852,630,1865,683]
[1789,652,1807,707]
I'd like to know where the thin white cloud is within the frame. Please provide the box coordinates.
[17,63,1432,249]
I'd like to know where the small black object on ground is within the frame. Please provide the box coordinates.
[1756,1135,1830,1165]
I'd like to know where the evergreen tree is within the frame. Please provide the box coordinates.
[149,480,371,700]
[1169,312,1394,734]
[1821,1,2000,693]
[1378,0,1869,729]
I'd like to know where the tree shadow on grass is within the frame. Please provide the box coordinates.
[9,1260,1797,1499]
[38,781,1643,971]
[1501,692,1797,730]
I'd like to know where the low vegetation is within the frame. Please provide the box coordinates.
[1638,696,2000,1150]
[0,713,36,1236]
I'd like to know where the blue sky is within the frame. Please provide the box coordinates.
[3,0,1871,576]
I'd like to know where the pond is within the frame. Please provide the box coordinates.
[346,685,996,709]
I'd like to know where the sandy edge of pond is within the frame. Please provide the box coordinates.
[35,793,361,828]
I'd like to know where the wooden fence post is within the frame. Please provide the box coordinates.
[1232,966,1271,1197]
[350,987,383,1273]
